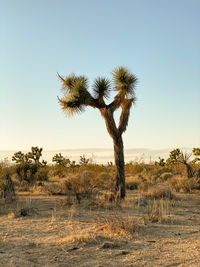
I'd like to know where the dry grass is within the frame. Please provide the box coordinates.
[144,198,172,223]
[126,175,141,190]
[167,176,199,192]
[0,190,200,266]
[138,180,151,192]
[94,216,138,240]
[41,182,63,195]
[57,215,138,247]
[58,230,97,245]
[142,184,175,200]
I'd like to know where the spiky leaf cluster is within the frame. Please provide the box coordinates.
[93,77,111,100]
[58,75,93,115]
[192,148,200,163]
[112,66,137,96]
[58,66,137,115]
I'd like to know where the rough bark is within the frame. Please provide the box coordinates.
[100,103,132,199]
[113,135,125,198]
[185,163,193,178]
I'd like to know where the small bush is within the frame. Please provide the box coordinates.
[142,184,174,200]
[126,176,140,190]
[138,181,151,192]
[159,172,173,181]
[95,216,138,240]
[96,172,115,190]
[42,183,63,195]
[35,168,49,181]
[144,198,172,223]
[167,176,199,193]
[17,180,30,192]
[0,171,15,201]
[125,162,145,176]
[59,231,96,245]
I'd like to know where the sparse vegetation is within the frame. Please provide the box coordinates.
[0,171,15,202]
[12,146,48,183]
[1,147,200,266]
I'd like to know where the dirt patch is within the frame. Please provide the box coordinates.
[0,191,200,266]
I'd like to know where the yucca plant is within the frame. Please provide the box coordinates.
[58,66,137,199]
[167,148,193,178]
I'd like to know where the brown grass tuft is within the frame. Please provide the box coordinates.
[167,176,199,193]
[59,231,96,245]
[142,184,175,200]
[144,198,172,223]
[95,216,138,240]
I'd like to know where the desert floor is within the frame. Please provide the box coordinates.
[0,191,200,267]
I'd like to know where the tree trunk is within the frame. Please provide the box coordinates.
[185,163,193,178]
[113,135,125,199]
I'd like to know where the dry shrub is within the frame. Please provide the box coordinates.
[60,171,115,204]
[126,176,140,190]
[95,216,138,240]
[16,180,30,192]
[142,184,175,200]
[58,171,99,204]
[167,176,199,192]
[35,168,49,181]
[144,198,172,223]
[61,171,95,195]
[125,162,145,176]
[8,197,37,218]
[96,172,115,190]
[159,172,173,181]
[91,192,122,210]
[9,207,37,218]
[0,171,16,202]
[42,183,63,195]
[138,181,151,192]
[59,231,96,245]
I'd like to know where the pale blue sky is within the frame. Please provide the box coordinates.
[1,0,200,151]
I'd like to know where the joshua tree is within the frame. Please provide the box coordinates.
[192,148,200,163]
[12,151,31,181]
[52,153,70,167]
[79,154,90,166]
[58,66,137,198]
[27,146,46,167]
[12,147,46,182]
[155,157,165,167]
[167,148,193,178]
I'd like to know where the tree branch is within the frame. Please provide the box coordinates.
[118,98,134,135]
[107,91,125,113]
[100,108,118,140]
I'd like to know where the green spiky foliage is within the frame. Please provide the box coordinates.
[167,148,193,178]
[12,147,47,183]
[112,66,137,97]
[93,77,111,100]
[12,151,31,182]
[58,66,137,199]
[58,73,93,115]
[52,153,70,167]
[0,171,15,201]
[155,157,165,167]
[27,146,47,167]
[193,148,200,163]
[79,154,90,166]
[167,149,182,164]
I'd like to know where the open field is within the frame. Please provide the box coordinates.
[0,190,200,267]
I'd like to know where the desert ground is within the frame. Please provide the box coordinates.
[0,189,200,267]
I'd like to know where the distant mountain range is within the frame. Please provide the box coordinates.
[0,147,193,164]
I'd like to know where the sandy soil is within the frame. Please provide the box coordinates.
[0,191,200,267]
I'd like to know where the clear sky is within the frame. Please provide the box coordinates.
[1,0,200,151]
